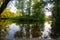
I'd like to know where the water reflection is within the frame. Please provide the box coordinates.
[0,20,12,38]
[31,24,41,38]
[50,23,60,38]
[0,19,60,40]
[42,21,51,39]
[14,23,43,38]
[0,20,44,39]
[6,23,20,39]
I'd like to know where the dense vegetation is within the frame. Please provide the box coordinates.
[0,0,45,22]
[0,0,60,39]
[51,0,60,38]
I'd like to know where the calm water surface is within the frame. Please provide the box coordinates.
[0,19,60,40]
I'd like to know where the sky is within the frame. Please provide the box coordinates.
[9,0,17,13]
[44,3,54,16]
[9,0,30,13]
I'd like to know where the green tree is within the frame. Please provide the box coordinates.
[51,0,60,38]
[33,2,45,22]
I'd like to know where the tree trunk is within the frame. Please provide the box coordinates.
[0,0,11,15]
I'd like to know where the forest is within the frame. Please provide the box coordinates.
[0,0,60,40]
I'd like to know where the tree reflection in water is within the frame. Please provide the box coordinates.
[0,20,12,38]
[0,19,44,39]
[14,22,44,38]
[1,19,60,40]
[31,23,41,38]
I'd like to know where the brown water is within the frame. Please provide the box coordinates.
[0,19,60,40]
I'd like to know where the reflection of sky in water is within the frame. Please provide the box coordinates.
[6,23,20,39]
[42,22,51,38]
[5,22,52,39]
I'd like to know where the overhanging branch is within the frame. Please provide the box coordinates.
[0,0,11,15]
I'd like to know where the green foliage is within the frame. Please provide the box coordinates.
[0,0,45,22]
[33,2,42,9]
[51,0,60,38]
[33,2,45,22]
[0,20,12,37]
[52,0,60,25]
[1,9,20,18]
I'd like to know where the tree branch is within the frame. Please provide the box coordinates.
[0,0,11,15]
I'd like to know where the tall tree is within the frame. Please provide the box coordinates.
[26,0,31,15]
[16,0,25,16]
